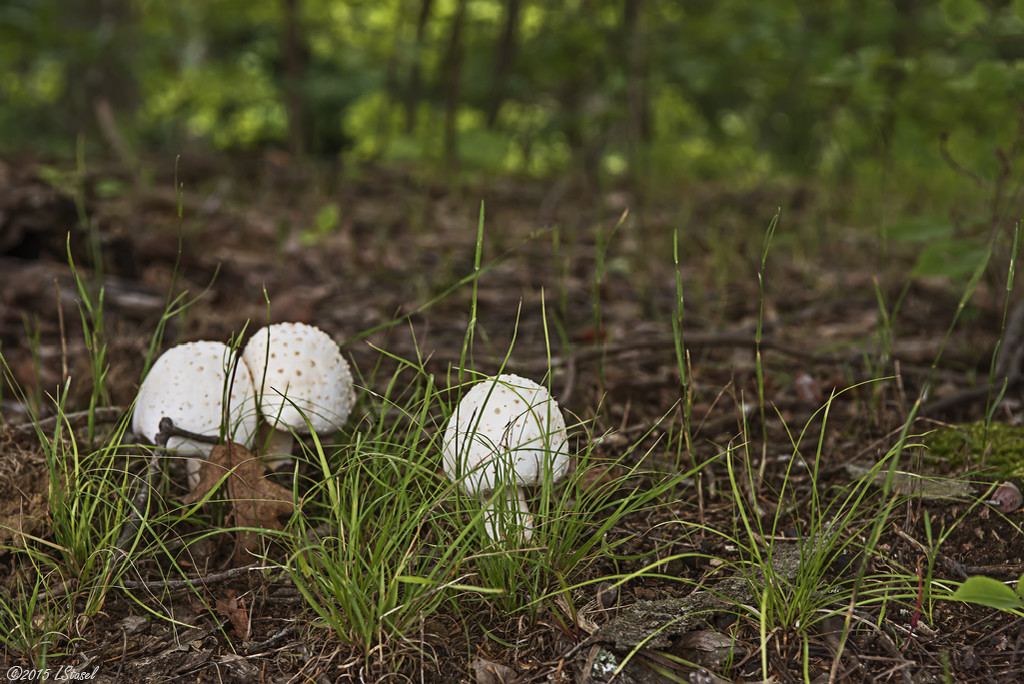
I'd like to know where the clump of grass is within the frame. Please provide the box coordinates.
[0,171,229,665]
[40,410,130,610]
[0,375,135,665]
[276,323,696,672]
[282,369,482,658]
[465,408,699,617]
[662,212,1012,682]
[735,398,921,664]
[0,571,73,667]
[608,384,921,682]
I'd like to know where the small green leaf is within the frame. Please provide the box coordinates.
[970,61,1012,96]
[313,203,341,233]
[952,576,1024,611]
[301,203,342,245]
[95,178,126,199]
[911,238,989,280]
[887,218,954,243]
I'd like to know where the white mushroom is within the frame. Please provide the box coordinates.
[132,341,258,488]
[242,322,355,463]
[442,373,569,541]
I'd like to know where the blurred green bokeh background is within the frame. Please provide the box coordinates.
[2,0,1022,211]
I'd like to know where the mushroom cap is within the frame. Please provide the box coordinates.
[242,322,355,435]
[132,340,258,457]
[442,373,569,496]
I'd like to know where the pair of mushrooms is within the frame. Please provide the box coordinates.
[133,323,570,541]
[132,322,356,487]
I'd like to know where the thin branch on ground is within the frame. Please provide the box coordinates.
[118,563,271,591]
[921,303,1024,416]
[13,406,126,434]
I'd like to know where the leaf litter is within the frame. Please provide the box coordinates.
[0,158,1022,682]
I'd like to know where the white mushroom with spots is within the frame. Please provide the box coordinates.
[132,340,258,489]
[442,373,570,541]
[242,322,356,463]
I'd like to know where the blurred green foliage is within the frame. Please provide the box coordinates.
[1,0,1023,205]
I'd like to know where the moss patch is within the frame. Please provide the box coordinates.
[923,421,1024,478]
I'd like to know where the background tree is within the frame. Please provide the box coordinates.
[0,0,1020,217]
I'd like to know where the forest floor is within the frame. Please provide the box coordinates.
[1,153,1022,683]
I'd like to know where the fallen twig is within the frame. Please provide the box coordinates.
[921,303,1024,416]
[117,563,268,591]
[13,406,127,434]
[243,624,299,654]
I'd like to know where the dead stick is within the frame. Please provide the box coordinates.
[14,406,126,434]
[921,303,1024,416]
[244,624,299,653]
[893,525,1023,580]
[117,563,267,591]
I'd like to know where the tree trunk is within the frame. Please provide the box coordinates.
[486,0,520,129]
[441,0,468,170]
[879,0,915,151]
[624,0,650,142]
[404,0,434,134]
[623,0,650,214]
[62,0,138,142]
[282,0,306,157]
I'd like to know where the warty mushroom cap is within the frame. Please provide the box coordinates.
[132,340,258,484]
[242,322,355,435]
[442,373,569,497]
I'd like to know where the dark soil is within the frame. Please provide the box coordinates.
[1,154,1022,683]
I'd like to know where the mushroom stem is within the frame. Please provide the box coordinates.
[482,486,534,543]
[256,423,297,471]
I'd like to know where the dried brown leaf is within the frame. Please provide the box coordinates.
[215,588,250,640]
[472,657,516,684]
[185,442,295,563]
